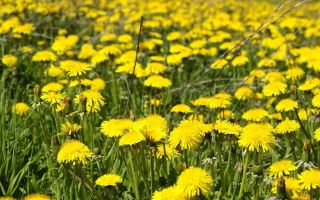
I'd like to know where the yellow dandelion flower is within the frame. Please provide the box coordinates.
[242,108,269,122]
[269,160,297,177]
[101,119,133,138]
[156,144,179,160]
[61,121,81,135]
[135,115,168,143]
[238,123,275,152]
[152,186,185,200]
[211,58,228,70]
[52,35,79,54]
[169,120,212,150]
[41,92,66,105]
[57,140,93,165]
[119,129,145,146]
[60,60,91,77]
[23,194,50,200]
[95,173,122,187]
[12,102,30,116]
[298,109,308,121]
[298,78,320,91]
[213,120,242,136]
[144,75,172,89]
[272,177,301,198]
[0,197,15,200]
[313,127,320,141]
[170,104,193,113]
[275,119,300,135]
[231,55,248,67]
[78,43,96,60]
[42,82,64,93]
[263,81,287,97]
[116,62,145,78]
[2,54,17,67]
[298,169,320,191]
[176,167,213,198]
[100,33,117,42]
[90,78,105,91]
[264,71,285,83]
[285,67,305,80]
[47,65,64,77]
[276,98,299,112]
[144,62,167,76]
[74,90,105,112]
[118,34,132,43]
[234,86,254,100]
[32,50,57,62]
[312,94,320,108]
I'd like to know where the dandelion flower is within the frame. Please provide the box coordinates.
[242,108,269,122]
[41,92,66,105]
[263,81,287,97]
[275,119,300,135]
[312,94,320,108]
[119,129,145,146]
[74,90,105,112]
[298,169,320,191]
[285,67,305,80]
[42,82,64,93]
[61,121,81,135]
[234,86,254,100]
[144,62,167,75]
[276,99,298,112]
[101,119,133,138]
[298,78,320,91]
[23,194,50,200]
[0,197,15,200]
[13,102,30,116]
[136,115,168,143]
[238,123,275,152]
[57,140,93,165]
[2,54,17,67]
[152,186,184,200]
[313,127,320,141]
[144,75,172,89]
[95,173,123,187]
[47,65,64,77]
[32,50,57,62]
[272,177,301,198]
[156,144,179,160]
[169,120,212,150]
[90,78,105,91]
[269,160,297,177]
[170,104,193,113]
[176,167,213,198]
[60,60,91,77]
[213,120,242,136]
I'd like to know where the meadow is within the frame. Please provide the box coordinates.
[0,0,319,199]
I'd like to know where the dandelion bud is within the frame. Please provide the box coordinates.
[303,139,311,153]
[33,84,41,97]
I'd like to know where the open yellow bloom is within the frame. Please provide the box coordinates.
[238,123,275,152]
[298,169,320,191]
[268,160,297,177]
[57,140,93,165]
[176,167,213,198]
[95,173,123,187]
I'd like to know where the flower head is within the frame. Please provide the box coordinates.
[238,123,275,152]
[276,98,298,112]
[176,167,213,198]
[169,120,212,150]
[61,121,81,135]
[57,140,93,165]
[242,108,269,122]
[275,119,300,135]
[170,104,193,113]
[101,119,133,138]
[269,160,297,177]
[263,81,287,97]
[298,169,320,191]
[12,102,30,116]
[23,194,50,200]
[95,173,123,187]
[144,75,172,89]
[2,54,17,67]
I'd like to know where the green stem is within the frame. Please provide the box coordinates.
[129,150,140,200]
[150,147,155,196]
[237,153,249,200]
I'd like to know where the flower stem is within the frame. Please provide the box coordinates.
[237,153,249,200]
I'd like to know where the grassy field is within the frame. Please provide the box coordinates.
[0,0,319,199]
